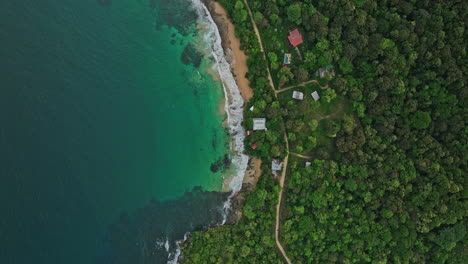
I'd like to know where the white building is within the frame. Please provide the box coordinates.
[271,159,283,172]
[311,91,320,101]
[292,91,304,100]
[253,118,266,130]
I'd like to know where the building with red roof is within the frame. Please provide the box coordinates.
[251,143,258,150]
[288,29,303,47]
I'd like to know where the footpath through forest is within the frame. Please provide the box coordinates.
[276,79,328,94]
[244,0,292,263]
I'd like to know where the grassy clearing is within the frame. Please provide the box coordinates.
[277,84,350,158]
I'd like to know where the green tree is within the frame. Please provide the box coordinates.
[294,145,303,153]
[411,111,431,129]
[323,89,337,103]
[342,114,357,133]
[306,136,317,149]
[287,3,302,25]
[233,1,247,23]
[309,120,318,131]
[339,57,353,74]
[240,245,251,257]
[278,67,294,84]
[253,11,264,24]
[345,178,358,191]
[323,119,341,137]
[315,39,330,52]
[304,51,317,70]
[268,52,279,70]
[435,223,466,251]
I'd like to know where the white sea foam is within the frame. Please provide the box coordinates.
[164,238,170,252]
[166,1,249,263]
[190,0,248,214]
[167,232,190,264]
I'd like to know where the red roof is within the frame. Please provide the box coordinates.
[247,130,254,135]
[251,143,258,150]
[288,29,303,47]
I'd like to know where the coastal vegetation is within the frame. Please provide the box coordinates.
[182,0,467,263]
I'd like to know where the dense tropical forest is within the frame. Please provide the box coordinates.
[181,0,467,263]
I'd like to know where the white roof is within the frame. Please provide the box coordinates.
[306,162,311,167]
[253,118,266,130]
[292,91,304,100]
[311,91,320,101]
[271,159,283,171]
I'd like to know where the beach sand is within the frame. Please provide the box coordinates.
[206,0,261,193]
[242,158,262,189]
[211,2,253,101]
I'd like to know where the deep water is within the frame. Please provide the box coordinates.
[0,0,231,263]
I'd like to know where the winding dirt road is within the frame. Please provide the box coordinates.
[243,0,276,92]
[275,134,292,264]
[244,1,292,263]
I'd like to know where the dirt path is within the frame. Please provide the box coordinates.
[276,79,328,94]
[290,152,313,159]
[243,0,275,92]
[275,134,292,264]
[244,1,291,263]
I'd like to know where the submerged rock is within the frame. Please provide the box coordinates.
[210,154,231,173]
[180,43,203,67]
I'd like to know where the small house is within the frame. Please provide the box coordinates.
[306,162,311,167]
[271,159,283,172]
[283,53,291,65]
[253,118,266,130]
[247,130,254,136]
[251,143,258,150]
[288,29,303,47]
[292,91,304,100]
[311,91,320,101]
[317,65,335,78]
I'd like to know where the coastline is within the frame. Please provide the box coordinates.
[171,0,268,262]
[211,1,253,102]
[189,0,250,210]
[174,1,260,262]
[203,0,262,193]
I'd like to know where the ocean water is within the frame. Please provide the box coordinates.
[0,0,244,263]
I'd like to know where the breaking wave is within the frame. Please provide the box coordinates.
[190,0,248,216]
[166,1,249,263]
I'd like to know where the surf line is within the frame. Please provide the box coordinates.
[191,0,249,220]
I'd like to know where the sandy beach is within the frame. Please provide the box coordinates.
[206,0,262,192]
[242,158,262,189]
[211,2,253,101]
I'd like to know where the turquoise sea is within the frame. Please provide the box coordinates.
[0,0,237,263]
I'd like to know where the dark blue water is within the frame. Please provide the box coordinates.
[0,0,229,263]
